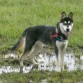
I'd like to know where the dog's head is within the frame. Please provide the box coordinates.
[59,12,73,37]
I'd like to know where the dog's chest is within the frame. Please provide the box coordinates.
[56,40,68,50]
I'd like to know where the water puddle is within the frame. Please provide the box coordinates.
[0,65,33,74]
[37,53,83,71]
[0,52,83,74]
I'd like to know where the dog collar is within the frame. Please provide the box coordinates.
[51,34,58,39]
[56,37,63,41]
[51,34,64,41]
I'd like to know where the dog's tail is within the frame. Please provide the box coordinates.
[11,29,28,52]
[11,39,21,51]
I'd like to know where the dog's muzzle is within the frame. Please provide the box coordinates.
[66,29,69,32]
[65,29,71,37]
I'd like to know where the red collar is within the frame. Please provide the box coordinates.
[51,34,58,39]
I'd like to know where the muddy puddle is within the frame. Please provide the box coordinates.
[0,52,83,74]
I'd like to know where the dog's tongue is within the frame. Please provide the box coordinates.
[65,32,70,37]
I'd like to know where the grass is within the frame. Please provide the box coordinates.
[0,70,83,83]
[0,0,83,53]
[0,0,83,82]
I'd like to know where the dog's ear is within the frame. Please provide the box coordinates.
[61,12,66,19]
[68,12,73,19]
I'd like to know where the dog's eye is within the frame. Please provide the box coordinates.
[68,21,70,24]
[68,21,71,25]
[63,21,67,25]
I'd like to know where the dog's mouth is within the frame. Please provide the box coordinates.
[65,31,71,37]
[62,27,71,37]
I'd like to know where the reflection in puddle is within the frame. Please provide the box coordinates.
[0,53,83,74]
[37,53,83,71]
[0,65,33,74]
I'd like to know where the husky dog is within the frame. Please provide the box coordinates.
[11,12,73,72]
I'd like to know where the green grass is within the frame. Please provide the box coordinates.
[0,0,83,53]
[0,70,83,83]
[0,0,83,82]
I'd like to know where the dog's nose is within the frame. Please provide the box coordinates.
[66,29,69,32]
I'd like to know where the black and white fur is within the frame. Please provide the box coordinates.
[11,12,73,72]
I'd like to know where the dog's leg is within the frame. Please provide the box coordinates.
[58,43,68,71]
[55,50,64,71]
[57,50,62,71]
[20,41,44,72]
[61,41,68,71]
[55,41,61,71]
[60,48,67,71]
[59,49,65,71]
[56,41,68,71]
[56,47,67,71]
[28,41,45,69]
[20,52,27,73]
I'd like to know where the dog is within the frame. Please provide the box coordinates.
[11,12,73,72]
